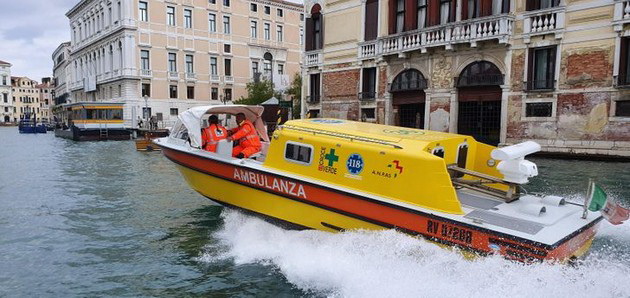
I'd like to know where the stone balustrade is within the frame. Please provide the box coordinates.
[305,51,322,67]
[523,6,565,43]
[613,0,630,31]
[359,14,513,60]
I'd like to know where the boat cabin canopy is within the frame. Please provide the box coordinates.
[171,105,270,148]
[55,102,124,121]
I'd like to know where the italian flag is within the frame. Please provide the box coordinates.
[587,182,630,225]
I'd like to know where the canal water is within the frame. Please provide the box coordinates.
[0,126,629,297]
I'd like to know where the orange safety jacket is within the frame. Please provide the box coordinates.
[230,119,261,149]
[202,124,228,152]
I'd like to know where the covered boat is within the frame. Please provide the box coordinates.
[53,102,131,141]
[156,105,603,263]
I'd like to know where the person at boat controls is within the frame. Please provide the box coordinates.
[201,115,228,152]
[226,113,261,158]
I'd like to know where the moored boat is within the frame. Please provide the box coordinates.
[157,105,604,263]
[53,102,131,141]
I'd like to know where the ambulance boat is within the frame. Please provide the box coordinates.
[156,105,603,263]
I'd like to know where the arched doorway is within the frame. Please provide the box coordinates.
[456,61,503,145]
[391,69,427,128]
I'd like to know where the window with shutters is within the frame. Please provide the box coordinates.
[364,0,379,40]
[526,0,559,11]
[618,37,630,86]
[527,46,557,91]
[417,0,427,29]
[396,0,405,33]
[306,4,323,51]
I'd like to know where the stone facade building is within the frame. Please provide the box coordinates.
[0,60,13,123]
[37,78,55,122]
[302,0,630,158]
[52,42,72,108]
[12,77,43,121]
[64,0,303,128]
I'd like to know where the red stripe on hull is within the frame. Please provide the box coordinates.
[162,146,601,262]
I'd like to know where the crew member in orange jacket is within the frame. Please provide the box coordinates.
[227,113,261,158]
[202,115,228,152]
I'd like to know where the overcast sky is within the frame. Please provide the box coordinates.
[0,0,77,81]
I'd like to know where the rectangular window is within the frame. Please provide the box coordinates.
[440,0,453,24]
[526,0,560,11]
[278,64,284,75]
[251,20,257,38]
[252,61,259,75]
[184,9,192,28]
[251,3,257,11]
[168,53,177,72]
[224,88,232,101]
[396,0,405,33]
[365,0,379,40]
[361,67,376,100]
[167,6,175,26]
[211,87,218,100]
[616,101,630,117]
[142,83,151,97]
[224,44,231,53]
[209,0,216,4]
[170,108,179,116]
[209,13,216,32]
[525,102,553,117]
[223,16,230,34]
[169,85,178,98]
[187,86,194,99]
[300,13,304,21]
[139,1,148,22]
[224,58,232,76]
[284,142,313,165]
[361,108,376,121]
[277,25,283,42]
[264,6,270,14]
[210,57,218,75]
[224,0,230,7]
[185,54,194,74]
[264,23,270,40]
[143,107,152,119]
[140,50,150,70]
[264,61,272,75]
[277,8,283,17]
[619,37,630,86]
[528,46,556,90]
[309,73,320,102]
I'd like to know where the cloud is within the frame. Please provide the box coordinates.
[0,0,77,81]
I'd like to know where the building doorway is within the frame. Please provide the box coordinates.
[456,61,503,145]
[4,116,9,122]
[391,69,427,129]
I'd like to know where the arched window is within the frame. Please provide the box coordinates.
[305,4,323,51]
[457,61,503,87]
[390,69,427,92]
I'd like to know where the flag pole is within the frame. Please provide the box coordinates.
[582,178,593,219]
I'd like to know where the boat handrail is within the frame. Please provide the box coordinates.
[448,164,520,202]
[280,124,403,149]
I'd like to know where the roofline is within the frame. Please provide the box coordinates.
[62,102,127,107]
[52,41,71,58]
[66,0,91,18]
[0,60,11,66]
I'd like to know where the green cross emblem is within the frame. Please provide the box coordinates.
[324,149,339,167]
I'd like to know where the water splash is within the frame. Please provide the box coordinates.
[200,210,630,298]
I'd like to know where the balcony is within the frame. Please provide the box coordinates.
[185,72,197,81]
[210,74,220,82]
[358,91,376,102]
[522,6,565,43]
[614,0,630,31]
[305,51,322,67]
[306,95,320,104]
[168,71,178,79]
[225,76,234,83]
[360,14,513,60]
[140,69,152,77]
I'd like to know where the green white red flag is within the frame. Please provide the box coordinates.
[585,182,629,225]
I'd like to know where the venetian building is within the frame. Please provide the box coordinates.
[37,78,55,122]
[65,0,303,128]
[0,60,13,123]
[11,77,43,121]
[302,0,630,157]
[52,42,73,109]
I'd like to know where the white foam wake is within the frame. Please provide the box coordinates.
[200,210,630,298]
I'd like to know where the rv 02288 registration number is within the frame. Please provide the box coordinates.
[427,220,473,244]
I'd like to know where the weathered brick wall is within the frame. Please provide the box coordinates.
[562,47,613,89]
[510,50,525,90]
[378,65,388,98]
[322,69,359,101]
[322,101,360,120]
